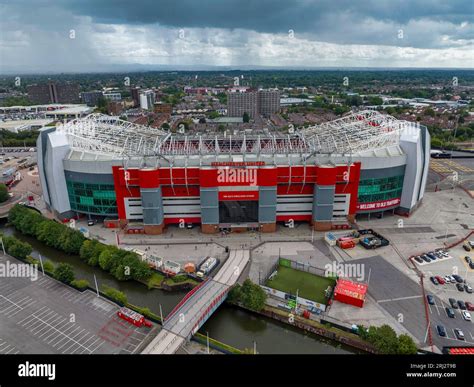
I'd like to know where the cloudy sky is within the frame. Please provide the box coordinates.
[0,0,473,73]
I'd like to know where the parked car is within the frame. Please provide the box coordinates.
[435,276,445,285]
[456,283,465,292]
[427,252,437,260]
[449,298,459,309]
[447,275,456,283]
[414,256,423,264]
[87,220,95,226]
[461,310,471,321]
[465,284,473,293]
[430,276,439,285]
[437,250,450,258]
[435,251,445,259]
[465,256,472,264]
[469,262,474,270]
[463,243,471,252]
[465,302,474,311]
[454,329,465,340]
[446,307,455,318]
[427,295,435,305]
[436,325,447,337]
[458,300,466,310]
[421,255,431,263]
[452,275,464,283]
[469,241,474,248]
[443,275,452,284]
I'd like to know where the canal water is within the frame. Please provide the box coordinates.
[2,224,354,354]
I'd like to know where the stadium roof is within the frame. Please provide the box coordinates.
[57,110,415,158]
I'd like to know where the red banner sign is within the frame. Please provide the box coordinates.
[356,198,400,211]
[218,191,259,201]
[211,161,265,167]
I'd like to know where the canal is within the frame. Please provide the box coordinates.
[3,225,354,354]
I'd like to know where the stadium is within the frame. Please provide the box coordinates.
[37,110,430,234]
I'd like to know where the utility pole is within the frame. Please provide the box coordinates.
[159,303,164,324]
[38,254,45,276]
[206,331,210,354]
[93,274,99,297]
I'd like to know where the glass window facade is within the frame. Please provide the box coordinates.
[66,180,118,215]
[357,175,404,203]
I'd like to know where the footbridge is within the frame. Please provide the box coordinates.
[142,249,249,354]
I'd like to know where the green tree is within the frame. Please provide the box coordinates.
[54,263,75,284]
[239,279,267,311]
[368,325,399,354]
[102,285,128,305]
[98,247,117,272]
[71,279,90,290]
[58,227,85,255]
[397,334,418,354]
[0,184,9,203]
[208,111,220,119]
[96,97,108,114]
[2,236,32,260]
[36,220,64,250]
[367,96,383,106]
[243,112,250,123]
[227,284,242,304]
[425,108,435,117]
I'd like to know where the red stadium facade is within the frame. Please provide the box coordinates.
[110,162,361,234]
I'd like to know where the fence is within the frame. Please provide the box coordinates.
[279,257,329,278]
[260,256,331,286]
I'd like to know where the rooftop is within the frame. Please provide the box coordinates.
[57,110,416,158]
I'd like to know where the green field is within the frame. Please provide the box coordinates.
[266,266,336,304]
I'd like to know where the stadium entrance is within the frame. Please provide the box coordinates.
[218,200,259,224]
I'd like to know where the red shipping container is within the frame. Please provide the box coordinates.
[334,279,368,308]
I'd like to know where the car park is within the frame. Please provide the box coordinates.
[465,284,473,293]
[457,300,466,310]
[446,307,455,318]
[430,276,439,285]
[454,329,465,340]
[427,295,435,305]
[449,298,459,309]
[436,325,447,337]
[452,275,463,283]
[461,311,471,321]
[435,276,445,285]
[456,283,465,292]
[465,302,474,311]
